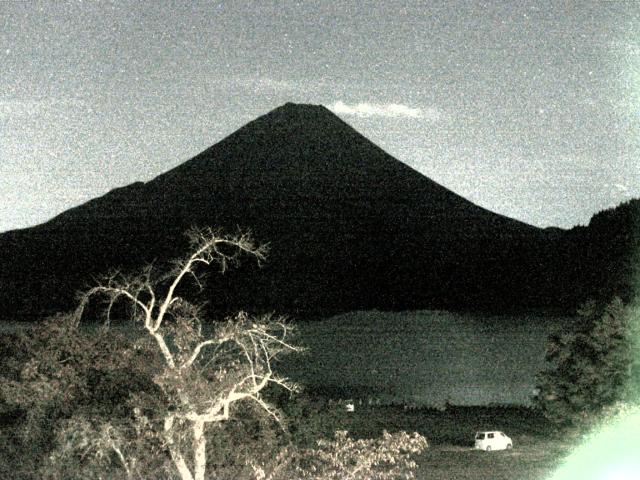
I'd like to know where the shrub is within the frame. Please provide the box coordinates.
[535,297,637,428]
[253,430,428,480]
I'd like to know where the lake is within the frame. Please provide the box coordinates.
[277,310,577,406]
[0,309,577,407]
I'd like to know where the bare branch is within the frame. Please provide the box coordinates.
[180,338,229,370]
[67,227,299,480]
[153,228,266,332]
[82,285,151,320]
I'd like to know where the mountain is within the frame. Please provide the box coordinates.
[0,103,636,319]
[554,198,639,307]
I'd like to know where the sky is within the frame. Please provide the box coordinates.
[1,0,639,232]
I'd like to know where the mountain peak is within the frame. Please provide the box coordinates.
[276,102,332,113]
[278,101,327,110]
[254,102,339,128]
[1,102,603,319]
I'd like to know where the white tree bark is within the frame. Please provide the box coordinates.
[78,228,296,480]
[164,416,195,480]
[193,420,207,480]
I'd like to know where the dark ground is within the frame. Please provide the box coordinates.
[281,400,574,480]
[0,399,576,480]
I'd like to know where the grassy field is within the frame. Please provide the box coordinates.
[417,442,569,480]
[0,400,574,480]
[287,402,573,480]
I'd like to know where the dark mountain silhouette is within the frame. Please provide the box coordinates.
[554,199,639,307]
[0,103,637,320]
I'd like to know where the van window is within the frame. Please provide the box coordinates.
[475,433,485,439]
[488,433,494,439]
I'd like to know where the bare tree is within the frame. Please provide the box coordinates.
[74,227,300,480]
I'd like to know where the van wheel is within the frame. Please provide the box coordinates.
[507,444,512,449]
[486,446,491,452]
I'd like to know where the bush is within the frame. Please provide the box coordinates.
[0,314,166,478]
[535,297,637,428]
[253,430,428,480]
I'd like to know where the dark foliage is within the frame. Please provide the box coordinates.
[535,297,637,427]
[0,315,166,478]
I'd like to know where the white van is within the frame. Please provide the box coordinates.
[474,431,513,451]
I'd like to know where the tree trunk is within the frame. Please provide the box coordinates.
[193,420,207,480]
[170,451,195,480]
[165,416,196,480]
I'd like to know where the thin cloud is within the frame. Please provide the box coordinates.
[610,40,640,56]
[253,77,299,91]
[330,101,440,120]
[614,183,631,196]
[604,183,632,197]
[0,99,46,118]
[204,75,300,93]
[0,97,83,118]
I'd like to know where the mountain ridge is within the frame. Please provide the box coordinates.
[0,103,636,319]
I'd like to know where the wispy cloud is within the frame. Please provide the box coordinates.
[604,182,633,198]
[610,40,640,56]
[0,99,47,118]
[202,75,300,94]
[0,97,83,118]
[253,77,299,91]
[329,101,440,120]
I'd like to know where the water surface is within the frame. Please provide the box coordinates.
[277,310,576,406]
